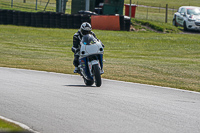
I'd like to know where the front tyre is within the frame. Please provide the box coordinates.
[184,21,188,31]
[93,64,101,87]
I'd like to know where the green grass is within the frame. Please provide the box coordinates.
[132,19,181,33]
[0,25,200,92]
[0,118,25,132]
[134,6,175,23]
[0,0,199,23]
[0,0,57,12]
[0,0,72,13]
[126,0,200,23]
[125,0,200,9]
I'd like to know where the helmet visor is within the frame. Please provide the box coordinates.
[82,30,90,35]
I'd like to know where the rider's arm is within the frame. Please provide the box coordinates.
[91,31,98,39]
[91,31,105,48]
[91,31,105,47]
[72,33,80,53]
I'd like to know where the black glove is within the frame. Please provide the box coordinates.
[72,47,80,53]
[99,40,104,48]
[75,48,80,53]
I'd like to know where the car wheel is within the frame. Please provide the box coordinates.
[173,19,178,27]
[184,21,188,31]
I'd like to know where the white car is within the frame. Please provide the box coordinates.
[173,6,200,31]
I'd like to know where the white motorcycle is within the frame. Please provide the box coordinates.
[78,34,104,87]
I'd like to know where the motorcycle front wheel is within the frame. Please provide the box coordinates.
[93,64,101,87]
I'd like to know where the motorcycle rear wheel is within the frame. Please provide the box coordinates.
[83,77,94,86]
[93,64,101,87]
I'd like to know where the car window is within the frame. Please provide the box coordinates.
[178,7,183,13]
[180,8,186,14]
[187,8,200,15]
[178,8,182,13]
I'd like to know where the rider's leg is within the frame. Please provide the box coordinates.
[73,55,79,73]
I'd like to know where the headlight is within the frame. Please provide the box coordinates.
[188,18,195,22]
[188,15,196,21]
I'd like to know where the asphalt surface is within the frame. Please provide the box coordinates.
[0,67,200,133]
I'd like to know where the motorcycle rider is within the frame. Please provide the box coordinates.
[71,22,104,73]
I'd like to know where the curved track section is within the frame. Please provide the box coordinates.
[0,67,200,133]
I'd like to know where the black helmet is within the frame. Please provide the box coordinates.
[80,22,92,36]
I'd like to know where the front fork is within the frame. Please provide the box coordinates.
[79,55,104,80]
[88,54,104,76]
[88,60,102,76]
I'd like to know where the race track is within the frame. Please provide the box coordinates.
[0,67,200,133]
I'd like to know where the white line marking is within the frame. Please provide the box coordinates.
[103,78,200,95]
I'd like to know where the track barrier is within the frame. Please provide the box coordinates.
[0,9,130,31]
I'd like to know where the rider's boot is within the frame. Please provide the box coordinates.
[100,69,104,74]
[74,67,79,73]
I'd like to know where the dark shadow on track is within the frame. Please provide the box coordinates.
[64,85,94,87]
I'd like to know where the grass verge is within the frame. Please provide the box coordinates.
[0,25,199,92]
[131,18,181,33]
[124,0,200,9]
[0,118,25,132]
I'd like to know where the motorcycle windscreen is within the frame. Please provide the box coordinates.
[81,34,97,45]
